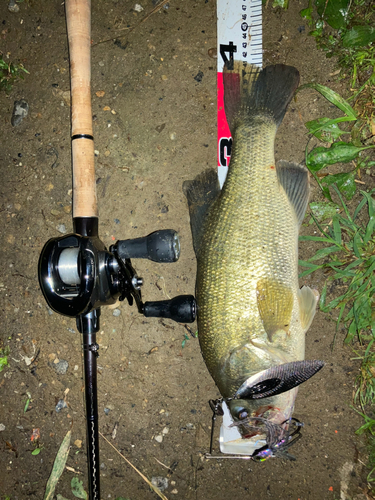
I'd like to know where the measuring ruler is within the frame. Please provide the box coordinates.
[217,0,262,187]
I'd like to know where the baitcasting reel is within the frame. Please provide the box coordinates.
[38,220,197,333]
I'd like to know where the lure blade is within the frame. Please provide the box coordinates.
[234,360,324,400]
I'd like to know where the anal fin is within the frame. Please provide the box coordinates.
[298,286,319,333]
[276,160,310,225]
[182,169,220,256]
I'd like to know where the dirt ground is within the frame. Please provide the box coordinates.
[1,0,374,499]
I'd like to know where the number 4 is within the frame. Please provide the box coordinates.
[219,42,237,69]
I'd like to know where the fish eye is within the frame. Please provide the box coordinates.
[237,409,248,420]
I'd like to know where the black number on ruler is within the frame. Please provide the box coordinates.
[219,138,232,167]
[219,42,237,69]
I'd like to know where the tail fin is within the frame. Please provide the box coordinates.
[223,62,300,132]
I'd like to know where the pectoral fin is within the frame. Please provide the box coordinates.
[298,286,319,333]
[256,278,294,342]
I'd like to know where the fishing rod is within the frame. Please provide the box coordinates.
[37,1,196,498]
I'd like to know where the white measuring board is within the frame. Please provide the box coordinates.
[217,0,262,188]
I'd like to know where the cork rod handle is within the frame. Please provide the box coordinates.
[66,0,98,219]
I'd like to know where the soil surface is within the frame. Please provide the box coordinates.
[1,1,374,499]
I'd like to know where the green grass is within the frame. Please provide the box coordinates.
[0,53,28,92]
[278,1,375,481]
[300,186,375,342]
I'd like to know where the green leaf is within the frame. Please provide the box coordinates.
[272,0,289,8]
[319,282,328,311]
[342,25,375,48]
[44,430,72,500]
[305,117,346,142]
[353,193,370,220]
[32,447,42,455]
[364,214,375,244]
[71,477,88,499]
[0,355,9,372]
[298,82,356,119]
[298,261,324,277]
[300,6,313,21]
[299,235,335,243]
[307,142,373,171]
[361,190,375,219]
[306,245,339,262]
[353,232,363,258]
[322,170,357,200]
[24,398,30,413]
[332,216,342,244]
[314,0,350,29]
[309,201,339,221]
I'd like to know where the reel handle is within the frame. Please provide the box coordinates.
[143,295,197,323]
[114,230,180,263]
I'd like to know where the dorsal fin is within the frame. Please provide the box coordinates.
[276,160,310,225]
[182,169,220,257]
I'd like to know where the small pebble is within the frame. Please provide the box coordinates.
[114,218,120,224]
[0,424,5,431]
[151,477,168,492]
[11,99,29,127]
[171,489,178,495]
[54,359,69,375]
[104,408,110,415]
[162,427,169,435]
[55,399,68,412]
[154,435,163,443]
[134,3,144,12]
[57,224,67,234]
[194,71,204,83]
[112,309,121,317]
[8,0,20,12]
[169,132,176,140]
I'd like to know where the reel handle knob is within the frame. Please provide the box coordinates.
[143,295,197,323]
[114,230,180,263]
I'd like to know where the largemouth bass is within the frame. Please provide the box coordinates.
[183,62,322,459]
